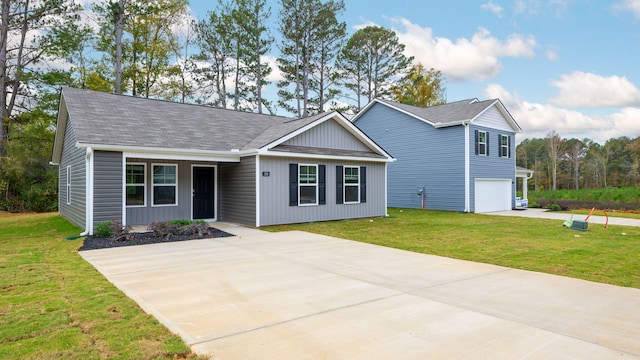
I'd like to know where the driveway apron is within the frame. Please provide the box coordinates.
[80,227,640,359]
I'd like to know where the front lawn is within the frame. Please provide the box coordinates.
[266,208,640,288]
[0,212,202,359]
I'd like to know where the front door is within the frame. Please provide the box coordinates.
[192,166,215,219]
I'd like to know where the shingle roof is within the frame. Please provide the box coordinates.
[61,87,294,152]
[375,98,498,126]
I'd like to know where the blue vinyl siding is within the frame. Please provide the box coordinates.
[469,125,516,211]
[354,103,465,211]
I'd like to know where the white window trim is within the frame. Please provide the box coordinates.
[66,165,71,205]
[343,165,360,204]
[125,162,147,208]
[298,163,318,206]
[478,130,487,156]
[500,134,509,158]
[152,163,178,207]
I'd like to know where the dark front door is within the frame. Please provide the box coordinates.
[192,166,215,219]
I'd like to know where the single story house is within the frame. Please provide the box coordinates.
[51,87,393,235]
[352,98,522,213]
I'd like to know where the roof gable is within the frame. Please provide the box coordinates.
[353,98,521,133]
[258,112,393,160]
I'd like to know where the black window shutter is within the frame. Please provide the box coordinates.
[474,130,479,155]
[289,163,298,206]
[360,166,367,203]
[498,134,503,158]
[508,136,511,158]
[486,132,490,156]
[336,165,343,204]
[318,165,326,205]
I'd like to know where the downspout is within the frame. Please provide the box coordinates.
[464,124,470,212]
[255,155,260,227]
[385,163,389,217]
[80,147,93,236]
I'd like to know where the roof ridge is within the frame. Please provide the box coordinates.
[61,86,292,121]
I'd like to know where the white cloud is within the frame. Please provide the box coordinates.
[545,49,558,61]
[549,71,640,108]
[615,0,640,19]
[263,55,284,83]
[481,1,504,17]
[390,18,536,82]
[483,84,640,143]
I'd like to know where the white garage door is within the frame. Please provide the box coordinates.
[474,179,512,213]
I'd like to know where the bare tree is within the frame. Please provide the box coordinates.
[545,130,564,191]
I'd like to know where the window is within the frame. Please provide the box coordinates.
[152,164,177,206]
[500,134,510,158]
[476,130,487,156]
[298,164,318,205]
[336,165,366,204]
[66,166,71,205]
[344,166,360,203]
[289,164,325,206]
[126,163,146,207]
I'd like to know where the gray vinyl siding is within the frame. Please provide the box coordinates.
[93,151,123,225]
[218,156,256,225]
[469,125,516,211]
[354,103,465,211]
[258,156,386,226]
[126,159,209,225]
[58,118,86,229]
[283,119,371,151]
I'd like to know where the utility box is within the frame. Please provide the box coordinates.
[571,220,588,232]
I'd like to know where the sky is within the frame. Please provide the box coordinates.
[190,1,640,143]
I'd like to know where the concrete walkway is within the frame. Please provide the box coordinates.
[486,208,640,227]
[80,225,640,359]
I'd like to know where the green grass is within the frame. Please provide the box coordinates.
[530,186,640,202]
[0,212,203,360]
[266,208,640,288]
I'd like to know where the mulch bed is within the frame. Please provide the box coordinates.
[78,227,234,251]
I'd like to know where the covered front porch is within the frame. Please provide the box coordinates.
[515,166,534,207]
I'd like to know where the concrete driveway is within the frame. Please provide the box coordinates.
[80,224,640,359]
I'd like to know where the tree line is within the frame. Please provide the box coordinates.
[517,131,640,192]
[1,0,445,212]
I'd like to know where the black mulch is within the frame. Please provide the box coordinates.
[78,227,234,251]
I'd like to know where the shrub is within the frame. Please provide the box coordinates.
[171,219,193,226]
[148,220,212,238]
[94,221,114,238]
[111,219,133,241]
[94,220,132,240]
[548,204,562,211]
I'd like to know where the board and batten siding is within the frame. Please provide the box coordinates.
[59,118,86,230]
[126,159,199,225]
[92,151,123,225]
[354,103,466,211]
[468,124,516,211]
[218,156,256,225]
[283,118,371,151]
[258,156,386,226]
